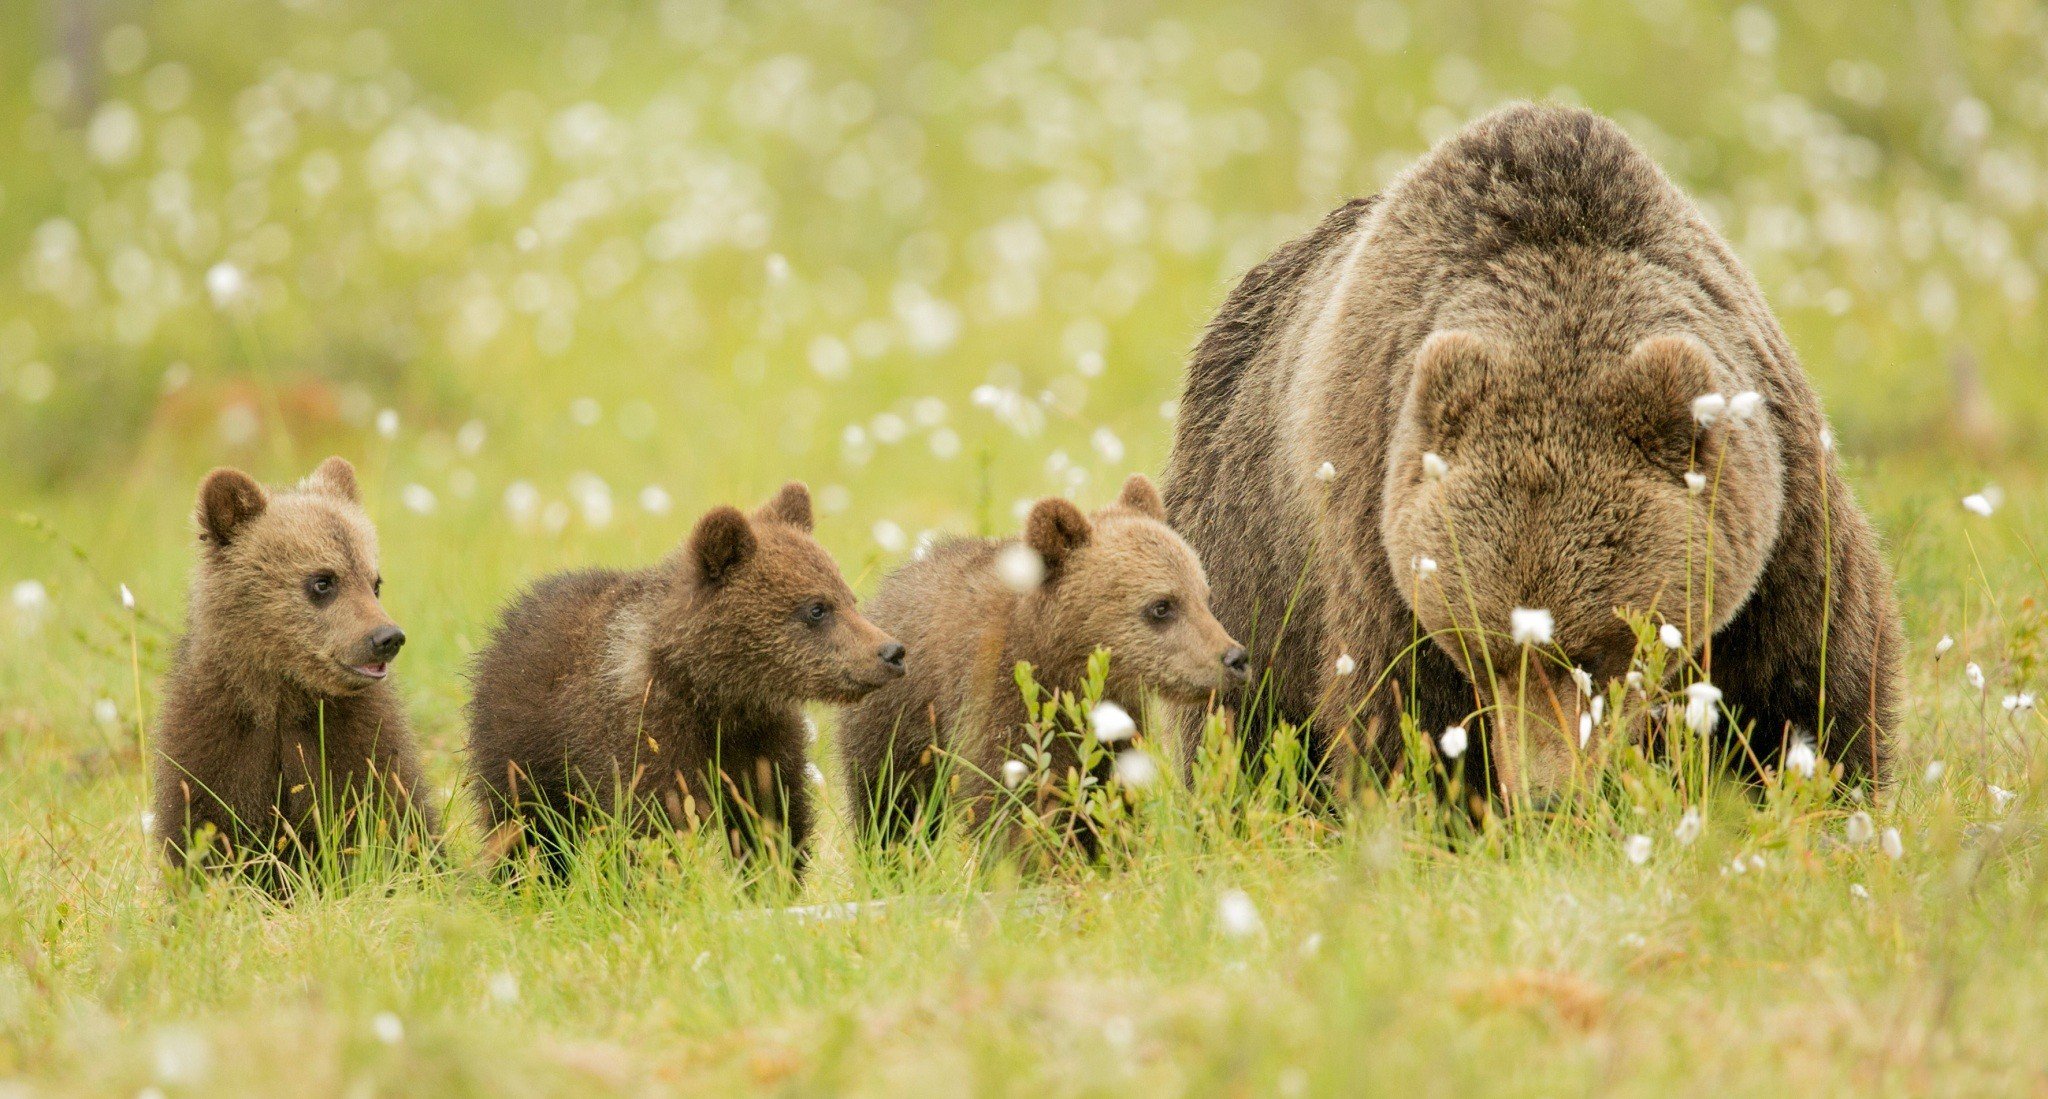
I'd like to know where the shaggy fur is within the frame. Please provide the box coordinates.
[838,475,1247,847]
[466,483,902,877]
[1163,103,1902,804]
[152,457,436,888]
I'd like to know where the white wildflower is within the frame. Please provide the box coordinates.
[1726,391,1764,422]
[995,542,1046,593]
[1570,667,1594,697]
[2003,693,2036,713]
[1849,883,1869,900]
[638,485,673,515]
[1510,607,1554,646]
[1624,834,1653,865]
[205,262,246,307]
[401,484,437,515]
[372,1012,403,1044]
[1966,662,1986,691]
[1217,889,1262,938]
[375,408,399,439]
[871,520,907,553]
[120,583,135,610]
[139,809,155,834]
[95,698,120,725]
[1420,452,1449,482]
[1090,702,1136,744]
[1684,471,1708,495]
[1881,827,1904,860]
[1002,759,1029,788]
[1659,623,1684,650]
[1691,392,1728,427]
[1962,493,1995,517]
[1439,725,1468,759]
[1674,806,1702,845]
[1818,428,1834,453]
[12,579,50,618]
[1625,669,1645,692]
[1314,461,1336,483]
[1844,810,1875,845]
[488,972,519,1005]
[1683,681,1723,733]
[1988,784,2017,813]
[1784,737,1818,778]
[1114,749,1159,788]
[456,420,487,456]
[1578,711,1592,749]
[1412,555,1438,579]
[1333,653,1357,677]
[1923,759,1945,784]
[1934,635,1954,659]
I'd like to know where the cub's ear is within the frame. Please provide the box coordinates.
[305,456,360,503]
[1609,335,1719,472]
[1115,474,1167,522]
[1025,497,1091,580]
[753,481,813,533]
[196,468,268,547]
[687,506,757,586]
[1410,330,1498,449]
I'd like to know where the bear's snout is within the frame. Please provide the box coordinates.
[368,625,406,661]
[1221,645,1250,682]
[878,641,907,675]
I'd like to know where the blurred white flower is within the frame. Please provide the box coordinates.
[638,485,673,515]
[1420,452,1449,482]
[1314,461,1336,482]
[120,583,136,610]
[488,971,519,1005]
[765,253,791,283]
[1726,391,1764,422]
[1577,711,1593,749]
[139,809,155,835]
[2004,693,2037,713]
[1002,759,1029,788]
[1412,556,1438,579]
[1784,737,1818,778]
[375,408,400,439]
[401,484,437,515]
[1845,810,1874,845]
[1683,681,1723,733]
[12,579,51,623]
[456,420,487,456]
[1570,667,1594,697]
[1962,493,1995,517]
[1091,702,1136,744]
[503,481,540,524]
[805,762,825,787]
[1849,882,1870,900]
[372,1012,403,1044]
[1659,623,1684,650]
[1625,670,1645,692]
[151,1026,211,1085]
[1818,428,1834,453]
[95,698,120,725]
[205,262,246,307]
[1934,635,1954,659]
[570,397,602,427]
[1333,653,1357,677]
[1217,889,1262,938]
[1114,749,1158,788]
[1091,427,1125,463]
[1684,471,1707,496]
[1675,806,1702,845]
[1510,607,1553,646]
[1690,392,1727,427]
[1439,725,1467,759]
[1966,662,1986,691]
[1624,834,1652,865]
[1881,827,1904,860]
[1923,759,1946,784]
[996,542,1045,594]
[872,520,907,553]
[1988,784,2017,813]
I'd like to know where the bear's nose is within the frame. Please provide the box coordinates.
[878,642,907,673]
[1221,646,1250,680]
[368,625,406,660]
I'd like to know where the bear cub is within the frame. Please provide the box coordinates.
[838,475,1247,849]
[152,457,438,887]
[466,482,902,878]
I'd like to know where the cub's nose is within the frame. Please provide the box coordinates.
[1221,646,1250,681]
[878,642,907,674]
[368,625,406,661]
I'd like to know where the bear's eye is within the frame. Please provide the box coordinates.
[800,601,832,626]
[373,575,383,597]
[1144,598,1177,623]
[304,573,338,606]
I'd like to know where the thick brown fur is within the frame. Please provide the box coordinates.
[465,483,902,878]
[838,475,1247,848]
[1163,103,1902,804]
[153,457,437,889]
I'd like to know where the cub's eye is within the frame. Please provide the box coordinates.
[373,576,384,597]
[304,573,338,605]
[1145,598,1176,623]
[801,601,831,625]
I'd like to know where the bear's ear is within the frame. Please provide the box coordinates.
[686,506,757,586]
[753,481,813,533]
[1025,497,1091,580]
[196,468,269,547]
[1611,336,1718,472]
[304,456,360,503]
[1115,474,1167,522]
[1411,331,1497,450]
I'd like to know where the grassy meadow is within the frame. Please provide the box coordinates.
[3,0,2047,1094]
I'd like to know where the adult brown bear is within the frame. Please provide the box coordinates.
[1163,103,1901,805]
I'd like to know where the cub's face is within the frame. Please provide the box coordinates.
[1022,476,1249,704]
[192,458,406,697]
[666,484,906,705]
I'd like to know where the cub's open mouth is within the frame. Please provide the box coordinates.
[348,662,390,680]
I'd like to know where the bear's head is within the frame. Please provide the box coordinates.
[191,457,407,697]
[656,482,905,705]
[1014,475,1249,704]
[1381,332,1785,790]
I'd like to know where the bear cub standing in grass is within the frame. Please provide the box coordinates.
[466,483,903,878]
[838,475,1248,850]
[153,457,437,887]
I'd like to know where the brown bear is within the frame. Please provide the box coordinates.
[1163,103,1902,807]
[837,474,1248,849]
[465,482,902,879]
[152,457,438,888]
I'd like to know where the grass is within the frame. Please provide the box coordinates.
[3,0,2047,1094]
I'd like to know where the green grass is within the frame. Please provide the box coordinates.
[3,0,2047,1094]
